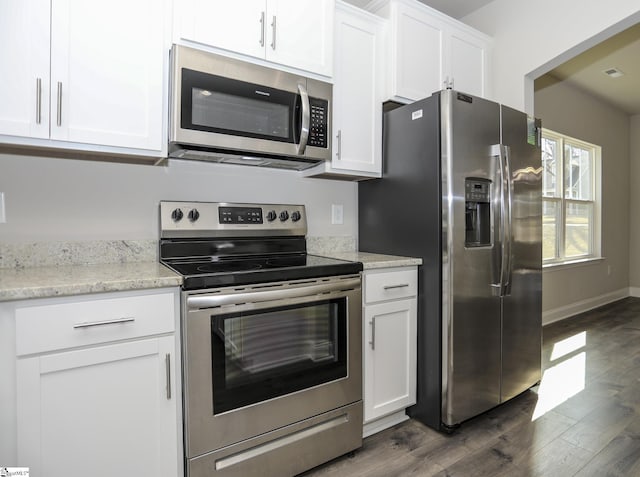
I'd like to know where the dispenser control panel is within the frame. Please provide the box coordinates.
[465,180,490,202]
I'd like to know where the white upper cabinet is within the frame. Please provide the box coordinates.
[0,0,167,155]
[369,0,492,103]
[303,2,385,180]
[0,0,50,139]
[176,0,334,77]
[176,0,266,60]
[49,0,165,150]
[447,26,490,97]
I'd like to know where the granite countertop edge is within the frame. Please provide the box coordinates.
[0,252,422,302]
[0,262,183,302]
[318,251,422,270]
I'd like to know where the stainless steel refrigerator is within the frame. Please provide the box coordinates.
[359,89,542,431]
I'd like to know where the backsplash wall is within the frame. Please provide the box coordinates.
[0,153,358,245]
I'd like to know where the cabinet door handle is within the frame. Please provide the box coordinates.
[56,81,63,126]
[270,15,277,50]
[36,78,42,124]
[73,316,135,329]
[336,130,342,159]
[165,353,172,400]
[259,11,265,47]
[383,283,410,290]
[369,317,376,350]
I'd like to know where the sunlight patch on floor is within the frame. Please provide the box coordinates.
[550,331,586,361]
[532,331,587,420]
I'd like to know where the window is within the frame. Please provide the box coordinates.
[541,129,601,264]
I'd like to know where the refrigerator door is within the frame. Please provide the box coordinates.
[441,91,502,426]
[500,106,542,402]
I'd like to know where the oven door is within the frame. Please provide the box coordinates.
[183,275,362,459]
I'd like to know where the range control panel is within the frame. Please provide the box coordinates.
[160,201,307,238]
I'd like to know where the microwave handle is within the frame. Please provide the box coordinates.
[296,83,310,155]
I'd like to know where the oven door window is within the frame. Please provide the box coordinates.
[210,297,347,414]
[181,68,299,144]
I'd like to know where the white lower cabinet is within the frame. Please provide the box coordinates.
[362,266,417,437]
[13,289,182,477]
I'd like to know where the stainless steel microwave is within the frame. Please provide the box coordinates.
[169,45,332,170]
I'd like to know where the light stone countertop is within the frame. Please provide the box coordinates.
[316,251,422,270]
[0,262,182,302]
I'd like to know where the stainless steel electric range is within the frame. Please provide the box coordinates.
[159,201,363,477]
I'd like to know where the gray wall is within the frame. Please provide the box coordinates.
[463,0,640,113]
[534,76,630,320]
[0,153,358,244]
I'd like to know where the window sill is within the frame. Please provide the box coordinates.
[543,256,605,271]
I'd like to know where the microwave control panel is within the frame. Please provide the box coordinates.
[308,98,328,148]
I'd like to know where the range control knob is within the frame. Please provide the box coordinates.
[291,211,301,222]
[188,209,200,222]
[266,210,277,222]
[279,211,289,222]
[171,208,184,222]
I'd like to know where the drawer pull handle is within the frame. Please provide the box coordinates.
[383,283,410,290]
[73,317,135,329]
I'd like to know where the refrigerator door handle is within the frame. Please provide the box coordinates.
[491,144,510,297]
[503,145,514,296]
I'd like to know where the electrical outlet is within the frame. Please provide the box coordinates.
[0,192,5,223]
[331,204,343,225]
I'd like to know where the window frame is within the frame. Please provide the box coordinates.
[541,128,602,266]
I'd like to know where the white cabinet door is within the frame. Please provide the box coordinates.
[447,26,491,98]
[373,0,492,102]
[331,5,383,175]
[0,0,50,139]
[175,0,333,77]
[265,0,333,76]
[49,0,165,150]
[363,297,417,422]
[393,1,445,102]
[178,0,266,59]
[17,336,179,477]
[302,3,383,180]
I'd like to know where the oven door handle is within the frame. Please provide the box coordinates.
[186,277,360,310]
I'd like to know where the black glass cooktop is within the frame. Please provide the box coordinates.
[161,253,362,290]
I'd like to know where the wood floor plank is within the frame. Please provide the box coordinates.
[573,415,640,477]
[301,298,640,477]
[518,436,595,476]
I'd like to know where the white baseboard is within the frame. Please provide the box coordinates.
[542,288,629,325]
[363,410,409,438]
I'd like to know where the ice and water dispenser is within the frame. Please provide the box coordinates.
[465,178,491,247]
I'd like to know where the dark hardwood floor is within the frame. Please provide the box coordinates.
[302,297,640,476]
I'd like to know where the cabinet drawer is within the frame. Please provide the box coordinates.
[364,268,417,304]
[16,291,176,356]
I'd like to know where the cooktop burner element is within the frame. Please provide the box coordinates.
[159,201,362,289]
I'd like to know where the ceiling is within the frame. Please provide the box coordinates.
[345,0,493,18]
[346,0,640,116]
[540,22,640,115]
